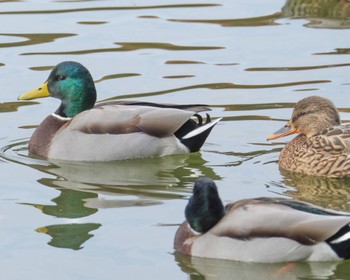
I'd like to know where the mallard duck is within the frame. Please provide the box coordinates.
[174,177,350,262]
[267,96,350,178]
[17,61,221,161]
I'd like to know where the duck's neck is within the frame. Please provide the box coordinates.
[185,189,225,233]
[54,85,96,118]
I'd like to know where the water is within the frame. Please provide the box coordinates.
[1,0,350,279]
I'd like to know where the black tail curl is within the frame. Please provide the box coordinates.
[175,113,217,153]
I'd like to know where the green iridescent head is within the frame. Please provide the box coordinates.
[18,61,97,118]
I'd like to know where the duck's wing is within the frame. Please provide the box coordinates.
[213,198,350,245]
[314,124,350,154]
[95,100,210,113]
[67,104,195,137]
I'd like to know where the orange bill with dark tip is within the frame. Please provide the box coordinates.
[267,123,298,140]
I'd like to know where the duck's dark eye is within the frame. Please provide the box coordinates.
[57,75,66,81]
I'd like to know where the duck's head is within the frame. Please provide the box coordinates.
[18,61,97,118]
[185,178,225,233]
[267,96,341,140]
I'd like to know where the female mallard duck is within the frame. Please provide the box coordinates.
[17,61,221,161]
[174,177,350,262]
[267,96,350,178]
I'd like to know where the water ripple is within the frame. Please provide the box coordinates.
[168,12,281,27]
[0,3,220,15]
[21,42,223,55]
[103,80,330,101]
[246,63,350,71]
[0,33,75,48]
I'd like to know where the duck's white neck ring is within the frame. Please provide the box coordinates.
[52,113,72,122]
[187,223,201,236]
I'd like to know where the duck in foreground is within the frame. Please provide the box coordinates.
[174,178,350,263]
[18,61,221,161]
[267,96,350,178]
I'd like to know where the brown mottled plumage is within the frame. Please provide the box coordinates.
[268,96,350,178]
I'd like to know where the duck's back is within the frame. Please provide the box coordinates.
[47,104,193,161]
[189,198,350,262]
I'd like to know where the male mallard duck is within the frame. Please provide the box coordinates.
[267,96,350,178]
[174,177,350,262]
[18,61,221,161]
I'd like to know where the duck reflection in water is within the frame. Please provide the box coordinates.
[18,153,219,250]
[273,169,350,212]
[175,253,350,280]
[281,0,350,29]
[22,188,101,250]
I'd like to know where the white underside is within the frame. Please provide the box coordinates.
[191,234,341,263]
[48,131,189,161]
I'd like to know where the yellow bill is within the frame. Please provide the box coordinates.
[18,82,50,100]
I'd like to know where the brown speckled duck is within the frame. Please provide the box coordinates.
[267,96,350,178]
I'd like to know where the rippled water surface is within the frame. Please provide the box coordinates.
[1,0,350,279]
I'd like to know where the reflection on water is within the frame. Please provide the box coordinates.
[175,253,350,280]
[37,223,101,250]
[1,0,350,278]
[275,170,350,211]
[1,137,220,251]
[23,189,98,218]
[22,42,224,55]
[35,154,220,198]
[22,187,100,250]
[0,33,75,48]
[0,101,38,113]
[104,80,330,102]
[168,13,281,27]
[0,3,220,15]
[282,0,350,28]
[1,139,220,199]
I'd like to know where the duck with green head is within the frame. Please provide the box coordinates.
[267,96,350,178]
[174,178,350,262]
[18,61,221,161]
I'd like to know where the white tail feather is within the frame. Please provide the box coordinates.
[330,226,350,244]
[182,117,222,140]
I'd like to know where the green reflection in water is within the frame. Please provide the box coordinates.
[23,188,98,218]
[94,73,140,83]
[0,4,220,15]
[0,101,38,113]
[246,63,350,71]
[103,80,330,101]
[0,33,75,48]
[163,75,195,79]
[37,223,101,250]
[29,66,54,71]
[168,12,281,27]
[22,42,223,55]
[316,48,350,55]
[77,21,108,25]
[165,60,205,64]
